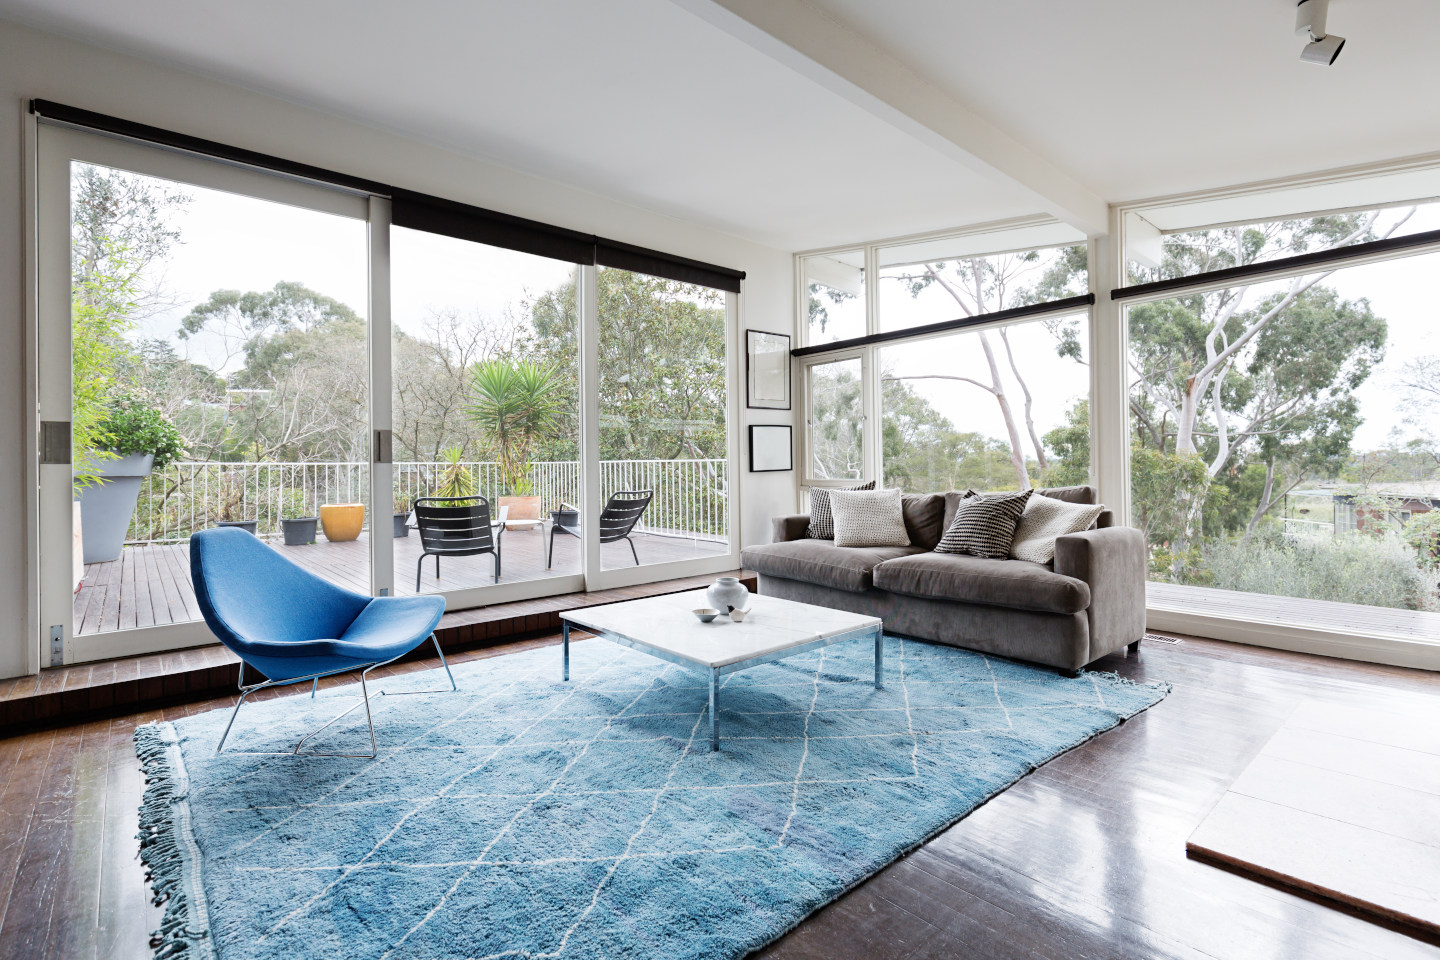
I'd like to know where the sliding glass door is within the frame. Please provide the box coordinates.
[37,125,374,663]
[34,124,744,666]
[389,227,584,604]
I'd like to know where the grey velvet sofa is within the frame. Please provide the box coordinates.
[739,485,1147,673]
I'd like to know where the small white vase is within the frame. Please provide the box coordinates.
[706,576,750,613]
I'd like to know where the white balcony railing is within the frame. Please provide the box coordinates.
[128,459,728,545]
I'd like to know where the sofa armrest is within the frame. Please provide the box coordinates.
[772,514,811,543]
[1053,526,1146,662]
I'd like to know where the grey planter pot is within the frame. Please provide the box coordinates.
[393,513,410,538]
[216,519,259,535]
[281,517,318,546]
[77,452,154,564]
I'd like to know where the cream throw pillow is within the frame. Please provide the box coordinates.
[830,488,911,548]
[1009,493,1105,564]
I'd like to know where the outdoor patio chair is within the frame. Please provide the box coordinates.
[546,490,653,569]
[190,526,452,759]
[414,495,504,589]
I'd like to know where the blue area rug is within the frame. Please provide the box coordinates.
[134,635,1168,960]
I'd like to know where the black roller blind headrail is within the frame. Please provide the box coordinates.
[790,293,1095,357]
[30,99,746,290]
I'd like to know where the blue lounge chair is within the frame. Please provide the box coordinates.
[191,527,453,758]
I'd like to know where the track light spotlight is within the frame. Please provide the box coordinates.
[1295,0,1346,65]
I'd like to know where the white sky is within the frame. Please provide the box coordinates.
[119,165,1437,460]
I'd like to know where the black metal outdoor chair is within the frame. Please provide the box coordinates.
[546,490,653,569]
[413,495,502,590]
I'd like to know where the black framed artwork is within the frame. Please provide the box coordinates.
[746,329,791,410]
[749,424,793,473]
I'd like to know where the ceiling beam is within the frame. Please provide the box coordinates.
[671,0,1110,237]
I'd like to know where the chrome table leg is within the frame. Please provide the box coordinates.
[562,622,570,681]
[874,625,884,690]
[709,669,719,751]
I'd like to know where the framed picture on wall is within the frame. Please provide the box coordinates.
[746,329,791,410]
[749,424,793,473]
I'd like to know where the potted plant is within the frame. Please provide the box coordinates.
[467,358,565,530]
[76,395,186,563]
[433,447,477,501]
[279,489,318,546]
[215,467,258,534]
[393,492,412,538]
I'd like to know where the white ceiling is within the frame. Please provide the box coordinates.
[0,0,1039,251]
[810,0,1440,205]
[3,0,1439,250]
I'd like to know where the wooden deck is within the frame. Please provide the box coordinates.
[1148,581,1440,641]
[74,529,728,637]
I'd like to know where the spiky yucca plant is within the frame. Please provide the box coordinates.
[466,359,566,496]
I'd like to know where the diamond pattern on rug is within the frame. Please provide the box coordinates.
[136,635,1168,960]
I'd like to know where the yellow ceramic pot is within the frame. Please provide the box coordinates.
[320,503,365,542]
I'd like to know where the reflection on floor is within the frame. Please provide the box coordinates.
[73,529,728,636]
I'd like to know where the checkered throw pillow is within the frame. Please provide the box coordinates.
[934,489,1033,559]
[806,480,876,539]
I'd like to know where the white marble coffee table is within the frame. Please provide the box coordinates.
[559,588,884,751]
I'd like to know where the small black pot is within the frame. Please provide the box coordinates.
[216,519,259,535]
[393,512,410,538]
[551,509,579,528]
[281,516,318,546]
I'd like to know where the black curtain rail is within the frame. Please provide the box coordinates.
[29,99,389,196]
[790,294,1095,357]
[597,238,745,293]
[1113,226,1440,302]
[390,188,597,265]
[30,99,747,293]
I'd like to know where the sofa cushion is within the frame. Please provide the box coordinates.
[831,488,910,547]
[901,493,945,550]
[1010,494,1106,565]
[943,484,1096,532]
[806,481,876,539]
[873,552,1091,614]
[935,489,1032,559]
[741,540,924,593]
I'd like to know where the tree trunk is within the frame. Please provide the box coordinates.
[978,331,1031,490]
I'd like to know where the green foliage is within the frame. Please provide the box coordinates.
[1129,444,1212,580]
[96,395,185,470]
[278,488,311,520]
[71,241,144,490]
[1040,400,1091,488]
[1206,531,1435,611]
[466,359,567,495]
[528,268,726,463]
[881,375,1018,492]
[1402,510,1440,568]
[433,447,477,501]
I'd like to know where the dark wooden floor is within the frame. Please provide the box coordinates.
[1,633,1437,960]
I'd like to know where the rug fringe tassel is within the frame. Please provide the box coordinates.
[134,723,209,960]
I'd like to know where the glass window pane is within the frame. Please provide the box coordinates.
[805,358,864,482]
[391,228,579,592]
[878,242,1087,334]
[880,313,1090,493]
[1125,200,1440,286]
[802,251,865,345]
[1128,246,1440,625]
[72,161,369,639]
[596,267,730,572]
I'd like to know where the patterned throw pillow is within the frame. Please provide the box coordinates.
[806,480,876,539]
[1010,494,1105,564]
[934,489,1033,559]
[830,488,911,548]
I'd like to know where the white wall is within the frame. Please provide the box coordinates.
[0,19,798,680]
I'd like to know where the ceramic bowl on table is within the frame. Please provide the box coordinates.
[692,608,721,623]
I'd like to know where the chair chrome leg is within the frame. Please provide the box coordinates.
[293,669,379,759]
[628,536,639,566]
[416,553,425,593]
[380,635,458,696]
[311,678,318,698]
[215,689,252,755]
